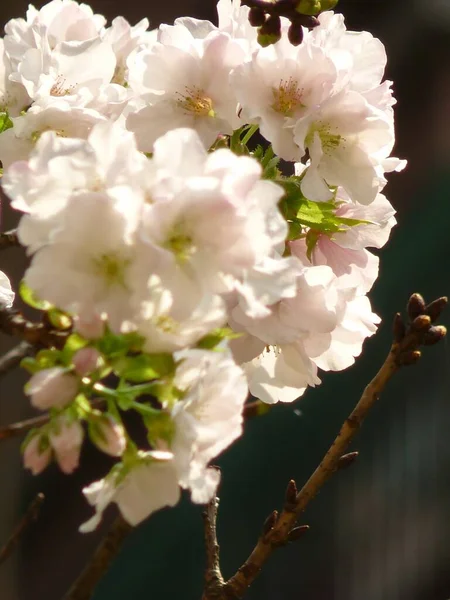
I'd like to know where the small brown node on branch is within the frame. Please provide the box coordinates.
[411,314,432,332]
[337,451,359,470]
[262,510,279,536]
[393,312,406,342]
[284,479,298,509]
[425,297,448,323]
[423,325,447,346]
[287,525,310,542]
[407,293,426,321]
[398,349,422,366]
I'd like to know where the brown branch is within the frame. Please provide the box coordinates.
[63,515,132,600]
[0,493,44,566]
[201,294,447,600]
[202,495,225,600]
[0,341,35,378]
[0,302,69,349]
[0,398,105,442]
[0,229,20,250]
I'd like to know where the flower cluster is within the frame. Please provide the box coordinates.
[0,0,403,530]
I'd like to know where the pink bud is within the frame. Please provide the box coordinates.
[50,419,84,474]
[73,347,102,377]
[26,368,79,410]
[74,314,105,340]
[90,415,126,457]
[23,435,52,475]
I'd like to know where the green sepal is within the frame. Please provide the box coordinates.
[197,327,242,350]
[95,330,145,359]
[112,353,175,383]
[144,411,175,447]
[19,281,52,310]
[61,333,88,364]
[47,307,72,330]
[0,112,13,134]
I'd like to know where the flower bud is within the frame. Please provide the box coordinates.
[258,15,282,47]
[89,415,126,457]
[73,347,102,377]
[26,367,79,410]
[288,22,304,46]
[248,6,266,27]
[74,313,105,340]
[407,293,425,321]
[23,434,52,475]
[295,0,322,16]
[50,419,84,474]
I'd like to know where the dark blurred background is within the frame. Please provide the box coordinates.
[1,1,450,599]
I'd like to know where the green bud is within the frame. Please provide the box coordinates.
[320,0,339,9]
[295,0,322,16]
[145,411,175,447]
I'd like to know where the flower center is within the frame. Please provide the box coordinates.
[271,78,304,116]
[154,314,178,334]
[93,253,128,288]
[176,87,215,117]
[306,122,343,155]
[165,222,196,263]
[50,75,75,97]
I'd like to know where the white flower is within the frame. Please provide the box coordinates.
[24,190,142,332]
[2,121,147,252]
[295,90,393,204]
[126,31,245,151]
[103,16,152,85]
[4,0,106,69]
[309,11,387,94]
[232,37,337,161]
[137,127,296,317]
[0,39,30,116]
[0,270,14,308]
[0,101,106,168]
[80,451,180,531]
[304,293,380,372]
[134,274,226,354]
[171,348,248,502]
[13,37,116,105]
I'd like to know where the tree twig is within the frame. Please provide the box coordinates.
[0,493,45,566]
[201,294,447,599]
[0,302,69,349]
[0,398,105,442]
[202,495,225,600]
[0,341,34,378]
[0,229,19,251]
[63,515,132,600]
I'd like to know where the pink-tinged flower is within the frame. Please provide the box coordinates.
[23,434,52,475]
[73,313,105,340]
[126,31,246,151]
[171,348,248,502]
[80,451,180,531]
[26,367,79,410]
[89,415,126,457]
[72,347,102,376]
[49,418,84,474]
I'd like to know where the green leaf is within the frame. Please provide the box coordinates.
[19,281,52,310]
[20,357,41,374]
[0,112,13,134]
[112,353,175,383]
